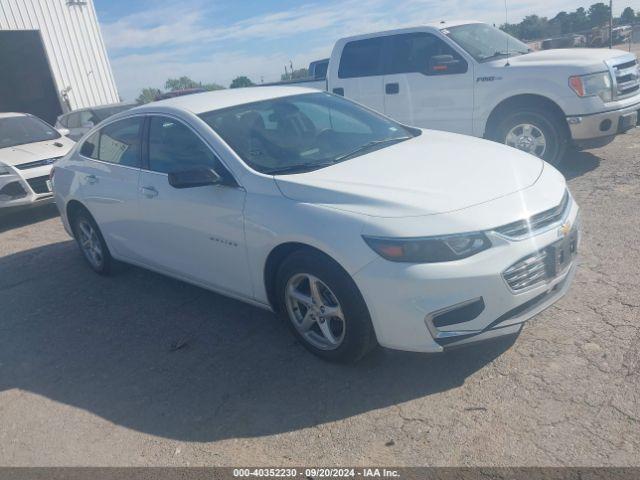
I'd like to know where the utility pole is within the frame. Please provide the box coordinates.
[609,0,613,48]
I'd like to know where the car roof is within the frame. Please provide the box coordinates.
[131,86,321,115]
[0,112,28,119]
[337,20,482,43]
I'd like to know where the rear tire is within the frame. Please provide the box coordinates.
[71,210,113,275]
[276,250,377,363]
[494,108,567,166]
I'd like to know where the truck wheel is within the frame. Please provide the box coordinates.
[494,109,567,165]
[276,249,377,363]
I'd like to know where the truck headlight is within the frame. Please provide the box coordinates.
[0,164,12,176]
[362,232,491,263]
[569,72,613,102]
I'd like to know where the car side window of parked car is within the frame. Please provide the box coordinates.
[79,117,143,167]
[385,32,468,76]
[147,116,223,175]
[338,37,384,79]
[66,112,81,128]
[80,130,100,159]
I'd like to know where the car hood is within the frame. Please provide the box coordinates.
[275,130,544,218]
[0,137,75,167]
[503,48,632,69]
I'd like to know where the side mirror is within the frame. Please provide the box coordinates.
[428,55,466,75]
[57,127,71,136]
[168,167,222,189]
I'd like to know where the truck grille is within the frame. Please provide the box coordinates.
[610,57,640,99]
[495,191,569,239]
[26,175,51,195]
[503,250,550,291]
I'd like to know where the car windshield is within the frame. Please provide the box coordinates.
[93,105,134,121]
[444,23,530,62]
[0,115,61,149]
[199,92,418,175]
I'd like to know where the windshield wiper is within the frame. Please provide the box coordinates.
[265,162,336,175]
[334,136,412,163]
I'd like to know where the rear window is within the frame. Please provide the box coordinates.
[338,37,384,79]
[92,105,134,122]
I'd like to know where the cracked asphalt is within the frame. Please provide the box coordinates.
[0,129,638,467]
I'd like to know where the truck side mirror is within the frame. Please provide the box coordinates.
[428,55,466,75]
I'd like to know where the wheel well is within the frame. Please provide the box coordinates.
[484,94,568,140]
[66,200,91,236]
[264,242,342,311]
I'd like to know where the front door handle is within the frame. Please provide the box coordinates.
[85,174,98,185]
[385,83,399,94]
[141,186,158,198]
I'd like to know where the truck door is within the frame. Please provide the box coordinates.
[381,32,474,135]
[329,37,385,113]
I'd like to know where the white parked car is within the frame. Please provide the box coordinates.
[55,102,136,141]
[283,21,640,164]
[52,87,579,362]
[0,113,75,210]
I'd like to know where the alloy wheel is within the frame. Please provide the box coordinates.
[77,220,104,269]
[505,123,547,157]
[284,273,346,350]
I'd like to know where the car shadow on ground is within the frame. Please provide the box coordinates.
[0,241,516,442]
[557,150,601,181]
[0,203,59,233]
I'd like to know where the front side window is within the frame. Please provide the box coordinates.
[0,115,60,149]
[338,37,384,78]
[148,117,221,174]
[199,92,418,175]
[444,23,530,62]
[386,33,467,75]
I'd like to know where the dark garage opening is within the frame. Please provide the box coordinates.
[0,30,63,125]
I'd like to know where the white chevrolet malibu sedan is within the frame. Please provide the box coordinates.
[52,87,579,362]
[1,113,74,210]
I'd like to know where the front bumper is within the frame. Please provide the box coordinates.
[567,101,640,147]
[0,164,55,209]
[352,197,580,353]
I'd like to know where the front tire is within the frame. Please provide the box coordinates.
[494,108,567,166]
[276,250,377,363]
[72,211,113,275]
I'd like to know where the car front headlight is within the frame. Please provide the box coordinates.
[362,232,491,263]
[569,72,613,102]
[0,164,13,176]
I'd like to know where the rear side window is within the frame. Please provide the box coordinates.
[385,33,467,75]
[80,130,99,159]
[338,37,384,79]
[79,117,142,167]
[147,116,222,174]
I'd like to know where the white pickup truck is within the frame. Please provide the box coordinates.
[286,21,640,164]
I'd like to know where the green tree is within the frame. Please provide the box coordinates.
[281,67,309,81]
[136,87,162,104]
[165,76,201,91]
[620,6,635,24]
[201,82,226,91]
[568,7,591,32]
[588,2,611,27]
[518,15,550,40]
[549,11,571,35]
[229,76,255,89]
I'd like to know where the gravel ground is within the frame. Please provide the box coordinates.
[0,130,638,467]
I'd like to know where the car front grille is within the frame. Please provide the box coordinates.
[503,250,550,291]
[495,191,570,239]
[610,57,640,99]
[15,157,61,170]
[26,175,51,195]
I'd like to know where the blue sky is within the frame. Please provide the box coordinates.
[95,0,639,100]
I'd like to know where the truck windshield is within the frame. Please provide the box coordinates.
[199,92,418,175]
[0,115,61,149]
[444,23,530,63]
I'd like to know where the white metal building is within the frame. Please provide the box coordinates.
[0,0,119,123]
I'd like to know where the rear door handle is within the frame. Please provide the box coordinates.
[141,186,158,198]
[385,83,399,94]
[85,174,98,185]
